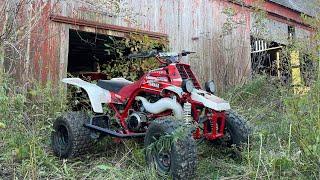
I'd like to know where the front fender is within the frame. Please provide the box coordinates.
[62,78,111,113]
[161,85,184,98]
[191,89,231,111]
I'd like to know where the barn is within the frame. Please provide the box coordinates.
[1,0,317,91]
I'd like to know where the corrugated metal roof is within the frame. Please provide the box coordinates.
[269,0,319,16]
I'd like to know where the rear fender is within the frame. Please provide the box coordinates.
[191,89,231,111]
[62,78,112,113]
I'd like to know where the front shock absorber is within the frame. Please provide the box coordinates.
[203,110,226,140]
[183,102,192,124]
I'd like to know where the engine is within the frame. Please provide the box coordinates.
[126,112,147,131]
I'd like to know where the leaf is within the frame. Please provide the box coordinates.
[0,122,5,129]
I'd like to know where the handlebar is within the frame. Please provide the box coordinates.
[127,50,157,59]
[128,50,195,64]
[181,50,196,56]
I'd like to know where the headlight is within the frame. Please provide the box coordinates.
[182,79,194,93]
[205,80,216,94]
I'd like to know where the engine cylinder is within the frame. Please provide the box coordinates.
[127,112,146,131]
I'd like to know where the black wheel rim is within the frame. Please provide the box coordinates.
[155,150,171,172]
[151,133,171,173]
[54,125,69,151]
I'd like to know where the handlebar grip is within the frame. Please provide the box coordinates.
[181,50,196,56]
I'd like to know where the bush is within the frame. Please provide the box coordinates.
[102,34,167,81]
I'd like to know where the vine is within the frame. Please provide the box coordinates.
[102,34,168,81]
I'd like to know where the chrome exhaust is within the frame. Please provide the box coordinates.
[135,96,183,119]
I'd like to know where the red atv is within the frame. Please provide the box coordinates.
[51,50,250,179]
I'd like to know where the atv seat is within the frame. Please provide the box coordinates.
[97,79,132,93]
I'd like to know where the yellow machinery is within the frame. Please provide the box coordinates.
[290,50,310,94]
[275,49,309,94]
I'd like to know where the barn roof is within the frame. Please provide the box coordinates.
[269,0,319,17]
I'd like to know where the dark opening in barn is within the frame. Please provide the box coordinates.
[67,29,166,82]
[67,29,128,79]
[251,38,284,75]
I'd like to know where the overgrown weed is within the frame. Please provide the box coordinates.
[1,73,319,179]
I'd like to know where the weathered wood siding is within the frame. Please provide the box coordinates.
[40,0,251,92]
[17,0,312,91]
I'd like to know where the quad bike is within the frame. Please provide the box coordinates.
[51,50,250,179]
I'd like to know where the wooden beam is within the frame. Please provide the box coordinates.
[49,14,168,39]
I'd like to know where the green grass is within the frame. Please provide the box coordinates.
[0,74,319,179]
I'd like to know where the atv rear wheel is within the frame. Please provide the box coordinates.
[51,111,94,158]
[222,110,251,147]
[144,119,197,179]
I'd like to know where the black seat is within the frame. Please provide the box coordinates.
[97,80,131,93]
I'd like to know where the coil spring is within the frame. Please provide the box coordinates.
[183,102,192,124]
[206,114,219,132]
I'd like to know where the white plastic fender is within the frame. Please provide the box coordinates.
[161,86,184,97]
[62,78,111,113]
[191,89,231,111]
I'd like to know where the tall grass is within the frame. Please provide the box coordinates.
[285,80,320,177]
[0,72,67,179]
[221,75,319,179]
[1,72,319,179]
[0,72,158,179]
[222,76,295,179]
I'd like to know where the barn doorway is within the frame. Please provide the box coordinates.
[67,29,128,79]
[67,29,167,81]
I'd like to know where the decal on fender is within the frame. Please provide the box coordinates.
[147,80,160,88]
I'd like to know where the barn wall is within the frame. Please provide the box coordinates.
[40,0,251,92]
[22,0,314,91]
[3,0,315,90]
[296,27,311,42]
[250,16,289,45]
[30,1,60,83]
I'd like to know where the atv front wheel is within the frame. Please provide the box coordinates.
[144,119,197,179]
[222,110,251,147]
[51,111,94,158]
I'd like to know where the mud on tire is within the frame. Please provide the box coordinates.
[144,119,197,180]
[51,111,94,158]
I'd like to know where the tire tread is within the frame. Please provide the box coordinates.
[145,118,197,180]
[52,111,94,158]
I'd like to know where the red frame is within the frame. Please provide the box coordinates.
[90,57,226,140]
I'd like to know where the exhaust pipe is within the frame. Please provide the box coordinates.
[135,96,183,119]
